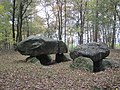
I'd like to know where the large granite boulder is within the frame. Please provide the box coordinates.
[70,56,93,72]
[16,35,68,65]
[70,42,110,72]
[16,35,68,56]
[102,58,120,69]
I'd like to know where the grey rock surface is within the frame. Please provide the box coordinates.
[70,42,110,62]
[102,58,120,69]
[16,35,68,56]
[70,42,110,72]
[70,56,93,72]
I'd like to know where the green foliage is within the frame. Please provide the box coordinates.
[0,4,4,13]
[0,0,12,44]
[31,15,46,34]
[0,0,120,48]
[115,44,120,49]
[70,56,93,72]
[86,0,119,25]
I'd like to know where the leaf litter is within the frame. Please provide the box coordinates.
[0,50,120,90]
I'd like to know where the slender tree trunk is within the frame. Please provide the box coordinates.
[12,0,16,42]
[46,13,50,38]
[4,29,8,49]
[78,0,87,44]
[60,1,63,40]
[94,0,99,42]
[16,0,32,42]
[16,17,20,42]
[111,10,117,49]
[91,24,94,42]
[16,1,24,42]
[105,27,107,43]
[57,0,62,40]
[79,0,83,44]
[86,21,89,43]
[64,0,67,43]
[102,28,105,43]
[19,8,23,41]
[26,17,30,37]
[44,2,51,38]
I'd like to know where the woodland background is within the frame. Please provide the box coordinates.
[0,0,120,50]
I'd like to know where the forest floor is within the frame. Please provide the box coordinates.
[0,49,120,90]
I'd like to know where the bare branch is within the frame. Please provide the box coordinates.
[22,0,33,17]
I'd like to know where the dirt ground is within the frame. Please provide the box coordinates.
[0,49,120,90]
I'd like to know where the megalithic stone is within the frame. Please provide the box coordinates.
[16,35,68,56]
[70,42,110,72]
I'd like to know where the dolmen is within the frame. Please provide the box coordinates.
[16,35,68,65]
[70,42,110,72]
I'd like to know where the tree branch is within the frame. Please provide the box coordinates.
[22,0,32,17]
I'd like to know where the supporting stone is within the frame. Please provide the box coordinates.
[55,53,68,63]
[70,42,110,72]
[26,56,34,62]
[93,60,104,72]
[36,54,51,65]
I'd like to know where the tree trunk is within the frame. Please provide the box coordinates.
[16,1,23,42]
[60,1,63,40]
[64,0,67,43]
[111,10,116,49]
[16,0,32,42]
[26,17,30,37]
[79,0,83,44]
[78,0,87,44]
[16,17,19,42]
[12,0,16,42]
[57,0,62,40]
[94,0,99,42]
[86,21,89,43]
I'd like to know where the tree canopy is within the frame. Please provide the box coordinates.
[0,0,120,49]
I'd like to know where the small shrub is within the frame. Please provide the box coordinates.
[70,56,93,72]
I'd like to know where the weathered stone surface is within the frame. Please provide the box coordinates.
[26,55,52,65]
[70,42,110,72]
[55,53,70,63]
[70,42,110,62]
[26,56,40,64]
[16,35,68,56]
[36,54,52,65]
[102,58,120,69]
[70,56,93,72]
